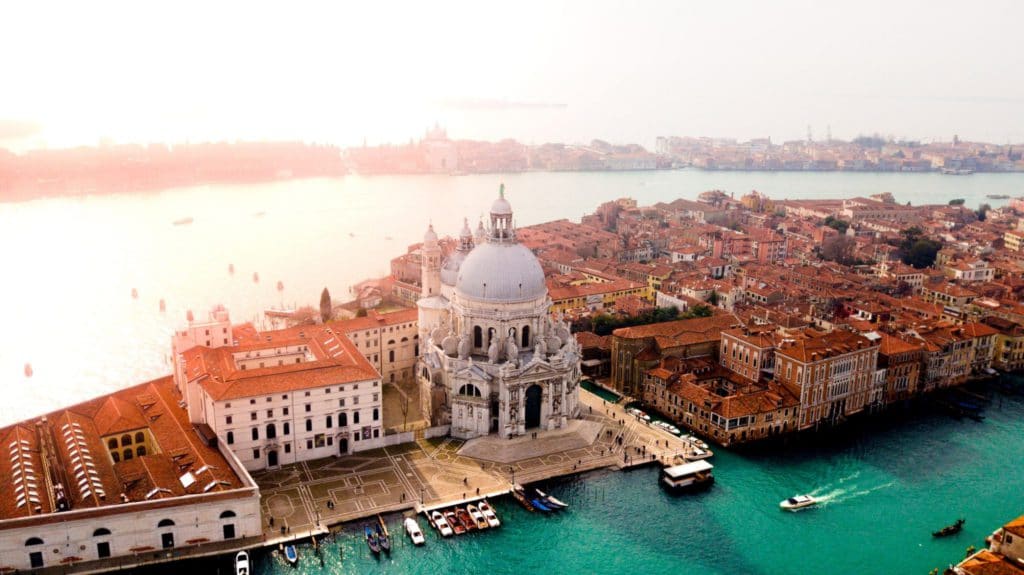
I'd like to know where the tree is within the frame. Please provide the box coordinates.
[976,203,991,221]
[823,215,850,234]
[820,235,857,265]
[681,304,713,319]
[905,239,941,269]
[320,287,333,323]
[948,198,965,206]
[708,290,720,306]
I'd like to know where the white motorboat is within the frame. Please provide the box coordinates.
[404,517,426,545]
[467,504,490,530]
[235,551,250,575]
[780,494,818,511]
[478,500,501,528]
[628,408,651,421]
[430,510,454,537]
[686,447,713,460]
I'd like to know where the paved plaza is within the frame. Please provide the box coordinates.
[250,388,697,537]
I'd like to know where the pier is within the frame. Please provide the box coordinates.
[250,388,695,539]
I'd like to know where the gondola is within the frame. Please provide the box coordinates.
[511,486,536,512]
[364,525,381,554]
[376,523,391,552]
[534,488,569,509]
[933,518,965,538]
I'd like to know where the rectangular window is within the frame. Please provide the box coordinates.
[305,391,311,397]
[305,404,312,412]
[266,409,273,418]
[306,439,313,450]
[226,416,233,425]
[283,407,289,416]
[284,443,291,453]
[373,393,379,402]
[325,388,331,394]
[250,412,257,421]
[339,399,345,407]
[252,449,260,459]
[315,433,326,447]
[354,396,360,405]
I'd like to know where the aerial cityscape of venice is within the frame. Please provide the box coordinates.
[2,2,1024,574]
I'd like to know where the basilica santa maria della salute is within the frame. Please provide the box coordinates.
[416,185,583,440]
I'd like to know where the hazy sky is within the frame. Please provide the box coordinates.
[3,0,1022,150]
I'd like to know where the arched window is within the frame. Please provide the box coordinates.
[339,412,347,426]
[25,537,44,546]
[136,446,146,457]
[266,424,276,439]
[111,451,120,463]
[107,438,117,450]
[401,337,408,342]
[387,339,395,345]
[354,411,360,424]
[251,427,259,441]
[389,350,395,362]
[473,326,482,348]
[283,422,290,436]
[522,325,530,348]
[157,519,175,528]
[123,449,133,461]
[458,384,482,397]
[372,408,379,421]
[219,510,236,519]
[93,528,111,537]
[135,432,145,444]
[326,415,333,429]
[120,434,132,447]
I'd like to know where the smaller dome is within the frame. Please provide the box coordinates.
[441,250,467,286]
[491,197,512,216]
[460,218,472,239]
[424,224,438,243]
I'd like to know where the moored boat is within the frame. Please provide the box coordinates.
[535,489,569,509]
[512,487,536,512]
[455,507,476,531]
[364,525,381,554]
[404,516,426,545]
[478,500,501,527]
[933,518,965,537]
[660,460,714,493]
[376,522,391,552]
[445,510,465,535]
[779,494,818,511]
[284,544,298,565]
[235,550,250,575]
[467,504,489,529]
[430,510,454,537]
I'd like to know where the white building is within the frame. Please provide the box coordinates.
[175,318,385,471]
[416,185,583,440]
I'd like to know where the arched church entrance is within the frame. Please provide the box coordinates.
[525,384,543,429]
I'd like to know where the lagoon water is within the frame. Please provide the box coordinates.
[3,170,1024,574]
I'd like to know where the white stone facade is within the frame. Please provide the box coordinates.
[416,186,582,440]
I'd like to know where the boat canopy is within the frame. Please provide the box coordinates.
[663,460,713,478]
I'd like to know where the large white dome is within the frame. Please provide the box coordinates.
[456,242,547,302]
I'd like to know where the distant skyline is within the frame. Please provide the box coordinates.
[3,0,1023,151]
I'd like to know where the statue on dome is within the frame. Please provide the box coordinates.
[487,337,499,364]
[458,332,470,359]
[505,337,519,364]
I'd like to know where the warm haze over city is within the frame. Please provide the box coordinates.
[2,2,1024,575]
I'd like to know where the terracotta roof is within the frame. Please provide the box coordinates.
[1004,514,1024,538]
[184,324,380,401]
[613,313,739,341]
[0,376,245,521]
[956,549,1024,575]
[776,329,877,363]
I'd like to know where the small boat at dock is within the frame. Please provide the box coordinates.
[478,500,501,528]
[512,486,536,512]
[283,544,298,565]
[780,494,818,512]
[467,504,489,529]
[235,550,249,575]
[535,489,568,509]
[377,516,391,552]
[933,518,965,537]
[430,510,454,537]
[404,516,425,545]
[455,507,476,531]
[445,510,465,535]
[364,525,381,554]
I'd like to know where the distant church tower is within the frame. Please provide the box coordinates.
[421,224,441,297]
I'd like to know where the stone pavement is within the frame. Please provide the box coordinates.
[250,388,698,538]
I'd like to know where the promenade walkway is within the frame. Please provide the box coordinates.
[249,389,697,537]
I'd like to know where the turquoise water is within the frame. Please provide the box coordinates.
[580,380,621,403]
[235,382,1024,575]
